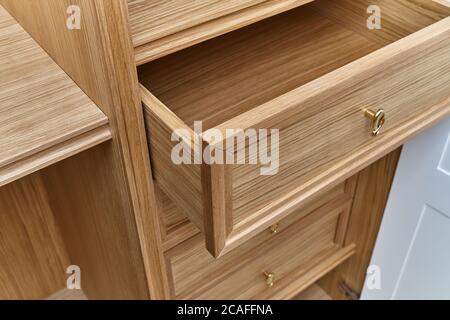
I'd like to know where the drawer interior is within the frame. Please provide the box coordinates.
[139,0,450,131]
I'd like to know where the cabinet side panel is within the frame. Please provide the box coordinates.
[0,0,169,299]
[0,173,69,299]
[319,148,401,299]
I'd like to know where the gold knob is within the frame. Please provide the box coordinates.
[264,271,275,287]
[269,223,280,234]
[365,109,385,136]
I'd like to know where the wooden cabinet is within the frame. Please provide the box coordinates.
[141,1,450,257]
[0,0,449,300]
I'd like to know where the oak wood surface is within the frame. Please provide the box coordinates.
[129,0,267,46]
[141,2,450,257]
[2,0,446,300]
[139,5,378,130]
[142,89,204,231]
[0,0,170,299]
[155,185,200,252]
[319,148,401,299]
[166,197,354,299]
[0,173,70,300]
[223,16,450,254]
[434,0,450,8]
[293,284,331,300]
[129,0,314,65]
[312,0,450,46]
[46,289,87,300]
[156,180,353,252]
[0,6,110,187]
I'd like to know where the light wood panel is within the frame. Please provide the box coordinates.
[142,89,204,231]
[221,16,450,255]
[319,148,401,299]
[129,0,314,65]
[0,0,169,299]
[129,0,267,46]
[139,6,378,130]
[155,186,199,252]
[46,289,87,300]
[156,180,352,251]
[0,173,69,300]
[293,284,331,300]
[0,6,110,187]
[312,0,450,46]
[140,5,377,256]
[434,0,450,8]
[142,3,450,257]
[166,197,354,299]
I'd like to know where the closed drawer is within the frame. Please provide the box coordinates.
[165,191,355,299]
[140,1,450,257]
[157,179,355,252]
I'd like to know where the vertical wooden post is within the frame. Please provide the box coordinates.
[319,148,402,299]
[0,0,169,299]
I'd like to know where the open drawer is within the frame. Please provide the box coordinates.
[140,0,450,257]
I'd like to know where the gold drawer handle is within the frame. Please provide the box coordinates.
[263,271,275,288]
[269,223,280,234]
[365,108,385,136]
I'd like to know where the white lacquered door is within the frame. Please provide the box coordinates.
[362,115,450,300]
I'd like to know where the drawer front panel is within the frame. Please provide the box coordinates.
[221,17,450,252]
[233,29,450,219]
[166,197,353,299]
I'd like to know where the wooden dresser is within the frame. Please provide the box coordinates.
[0,0,449,300]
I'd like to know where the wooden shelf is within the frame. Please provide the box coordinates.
[0,6,111,187]
[128,0,314,65]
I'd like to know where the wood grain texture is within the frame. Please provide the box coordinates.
[0,0,170,299]
[139,5,376,256]
[142,89,204,231]
[46,289,87,300]
[202,163,233,257]
[130,0,314,65]
[0,126,111,187]
[434,0,450,8]
[0,173,70,300]
[312,0,450,46]
[166,197,354,299]
[319,149,401,300]
[221,16,450,255]
[156,179,352,252]
[293,284,331,300]
[0,6,110,187]
[155,186,199,252]
[141,3,450,257]
[139,5,378,131]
